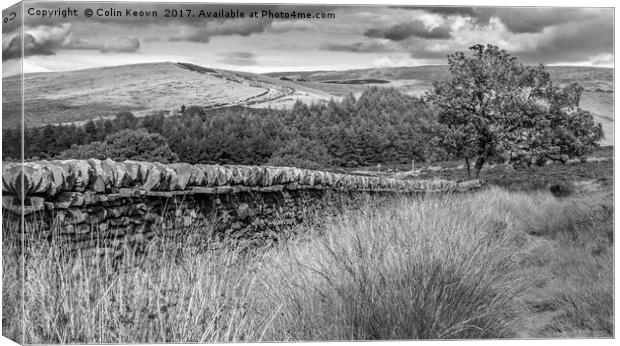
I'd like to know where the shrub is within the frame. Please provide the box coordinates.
[267,137,334,170]
[57,129,179,163]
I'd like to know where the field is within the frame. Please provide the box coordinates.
[2,162,613,342]
[3,63,613,145]
[348,146,614,192]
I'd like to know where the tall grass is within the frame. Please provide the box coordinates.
[2,186,613,342]
[259,193,526,340]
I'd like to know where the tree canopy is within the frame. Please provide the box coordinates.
[57,129,179,163]
[429,44,602,178]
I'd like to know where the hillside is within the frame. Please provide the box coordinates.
[3,63,613,145]
[1,62,332,129]
[269,66,614,146]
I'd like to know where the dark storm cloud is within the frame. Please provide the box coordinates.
[478,8,599,33]
[2,23,70,60]
[364,20,452,41]
[514,16,613,64]
[215,51,257,66]
[2,33,55,60]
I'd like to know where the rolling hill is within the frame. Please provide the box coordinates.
[2,63,613,145]
[1,62,333,129]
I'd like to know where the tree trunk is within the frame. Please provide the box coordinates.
[474,142,493,179]
[474,153,487,179]
[465,157,471,179]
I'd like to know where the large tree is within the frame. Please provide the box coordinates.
[429,44,603,178]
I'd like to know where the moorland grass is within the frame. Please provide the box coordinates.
[2,186,613,343]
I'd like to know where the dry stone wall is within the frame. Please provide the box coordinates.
[2,159,483,254]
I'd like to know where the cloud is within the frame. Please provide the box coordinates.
[64,38,103,50]
[3,33,55,60]
[2,6,613,70]
[321,41,399,53]
[2,23,141,59]
[423,7,478,17]
[400,10,613,66]
[270,20,315,33]
[588,53,613,67]
[100,36,140,53]
[372,55,420,68]
[169,27,211,43]
[2,24,72,60]
[208,20,271,37]
[215,51,257,66]
[482,8,599,33]
[512,15,613,64]
[364,20,452,41]
[416,7,600,34]
[169,20,271,43]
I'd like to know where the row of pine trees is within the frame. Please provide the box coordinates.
[3,87,450,168]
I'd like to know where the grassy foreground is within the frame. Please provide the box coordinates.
[2,186,613,343]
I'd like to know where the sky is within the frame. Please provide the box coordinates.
[2,3,614,76]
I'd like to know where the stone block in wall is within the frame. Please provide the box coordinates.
[85,206,108,224]
[195,164,218,187]
[14,196,46,215]
[2,162,21,196]
[46,161,74,194]
[141,162,163,191]
[122,160,144,184]
[227,165,248,185]
[60,160,91,192]
[66,208,89,223]
[86,158,105,192]
[248,166,264,186]
[2,196,18,214]
[260,167,276,186]
[271,167,291,185]
[298,170,313,186]
[168,163,199,189]
[212,166,232,186]
[109,217,131,227]
[151,162,178,190]
[20,163,52,197]
[56,192,85,207]
[101,159,123,189]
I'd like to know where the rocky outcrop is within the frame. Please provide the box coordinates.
[2,159,483,255]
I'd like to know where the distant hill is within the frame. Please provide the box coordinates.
[2,62,332,129]
[3,63,613,145]
[268,65,614,146]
